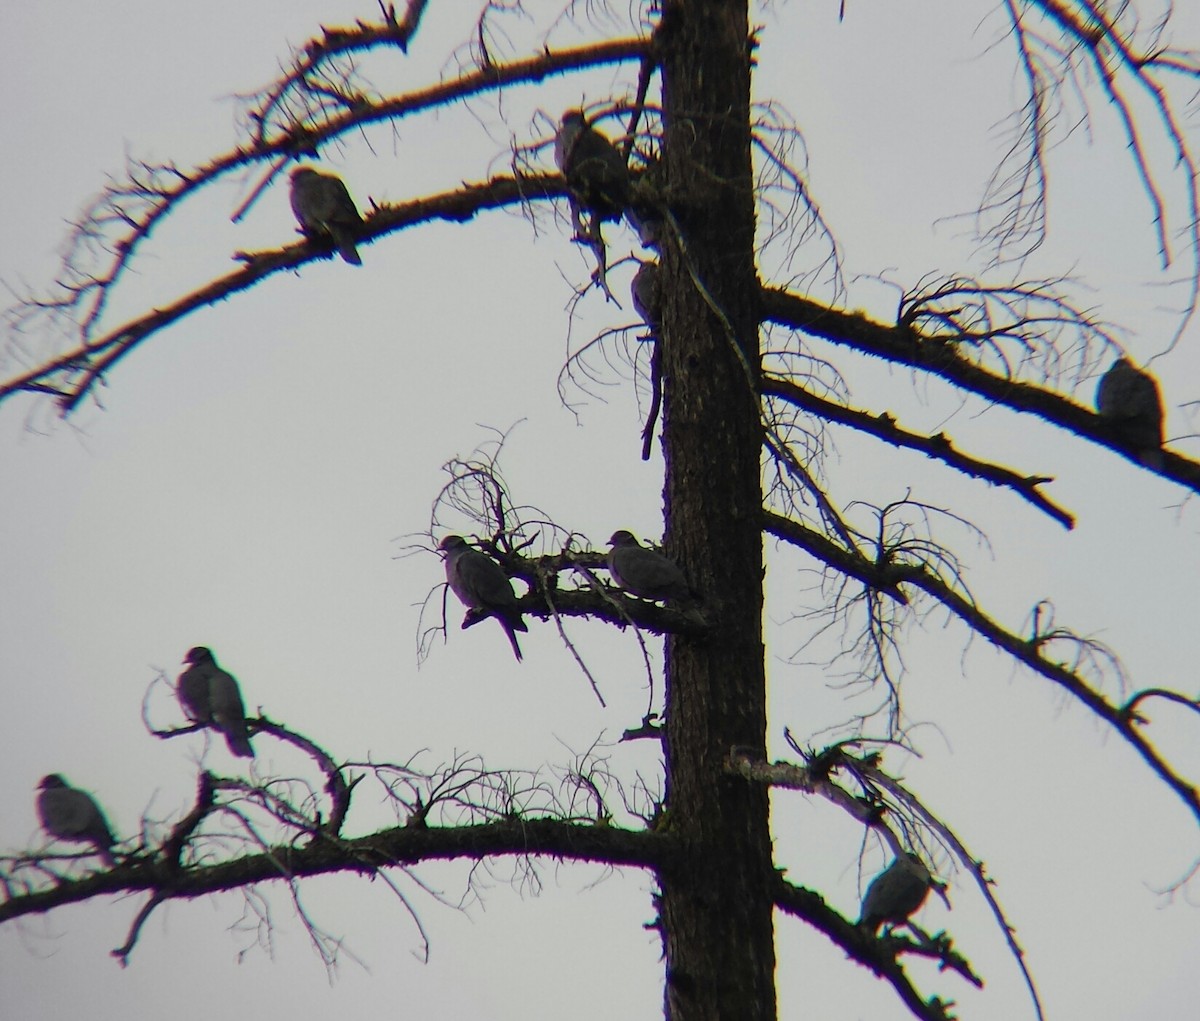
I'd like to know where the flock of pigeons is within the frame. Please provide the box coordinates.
[29,526,934,932]
[26,110,1167,943]
[287,108,645,268]
[28,531,696,850]
[33,645,252,870]
[440,529,697,662]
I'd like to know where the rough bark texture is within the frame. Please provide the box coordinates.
[657,3,774,1019]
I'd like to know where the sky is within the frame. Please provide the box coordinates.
[2,2,1199,1019]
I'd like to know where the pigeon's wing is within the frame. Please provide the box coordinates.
[209,667,254,758]
[38,787,85,837]
[459,550,520,612]
[318,176,362,225]
[39,787,116,864]
[1097,361,1164,447]
[611,545,691,600]
[291,171,362,264]
[553,115,581,174]
[444,546,478,609]
[315,177,363,264]
[177,663,213,723]
[632,262,661,332]
[445,544,526,660]
[859,856,930,931]
[556,116,630,219]
[77,792,117,852]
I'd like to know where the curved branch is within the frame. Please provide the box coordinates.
[852,761,1044,1021]
[762,375,1075,529]
[893,564,1200,827]
[4,37,650,410]
[248,0,432,149]
[1,174,563,412]
[252,717,358,837]
[0,819,671,926]
[764,511,908,605]
[772,876,971,1021]
[110,890,167,967]
[763,508,1200,826]
[760,287,1200,493]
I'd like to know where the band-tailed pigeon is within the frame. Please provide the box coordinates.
[440,535,528,661]
[632,261,661,335]
[36,774,117,867]
[289,166,364,265]
[554,110,631,223]
[178,646,255,758]
[857,851,932,933]
[1095,357,1164,457]
[607,530,695,602]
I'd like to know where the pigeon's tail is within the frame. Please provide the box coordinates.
[222,724,255,758]
[329,227,362,266]
[500,618,525,662]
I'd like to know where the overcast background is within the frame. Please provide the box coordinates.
[2,2,1199,1019]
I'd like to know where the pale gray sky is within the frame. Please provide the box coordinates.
[2,3,1199,1019]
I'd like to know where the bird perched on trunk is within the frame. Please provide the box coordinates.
[857,851,933,934]
[631,261,661,336]
[607,530,696,603]
[178,646,255,758]
[36,774,117,868]
[554,109,632,224]
[440,535,528,661]
[289,166,364,265]
[1095,357,1164,465]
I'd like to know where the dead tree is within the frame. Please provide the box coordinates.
[3,4,1200,1020]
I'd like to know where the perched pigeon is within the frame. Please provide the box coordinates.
[289,166,364,265]
[631,261,661,335]
[1095,357,1164,459]
[440,535,528,661]
[36,774,117,867]
[554,110,632,223]
[858,852,932,934]
[607,530,695,602]
[178,646,255,758]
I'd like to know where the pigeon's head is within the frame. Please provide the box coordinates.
[183,646,214,666]
[560,109,588,130]
[38,774,68,791]
[290,166,320,183]
[608,529,639,548]
[439,535,469,554]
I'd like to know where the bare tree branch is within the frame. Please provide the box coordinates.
[762,374,1075,529]
[761,286,1200,492]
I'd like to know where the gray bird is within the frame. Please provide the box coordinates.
[857,851,932,934]
[631,261,661,335]
[440,535,528,661]
[554,110,632,223]
[1095,357,1164,458]
[289,166,364,265]
[36,774,117,867]
[607,530,695,602]
[178,646,255,758]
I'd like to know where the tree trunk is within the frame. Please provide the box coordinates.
[657,3,774,1019]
